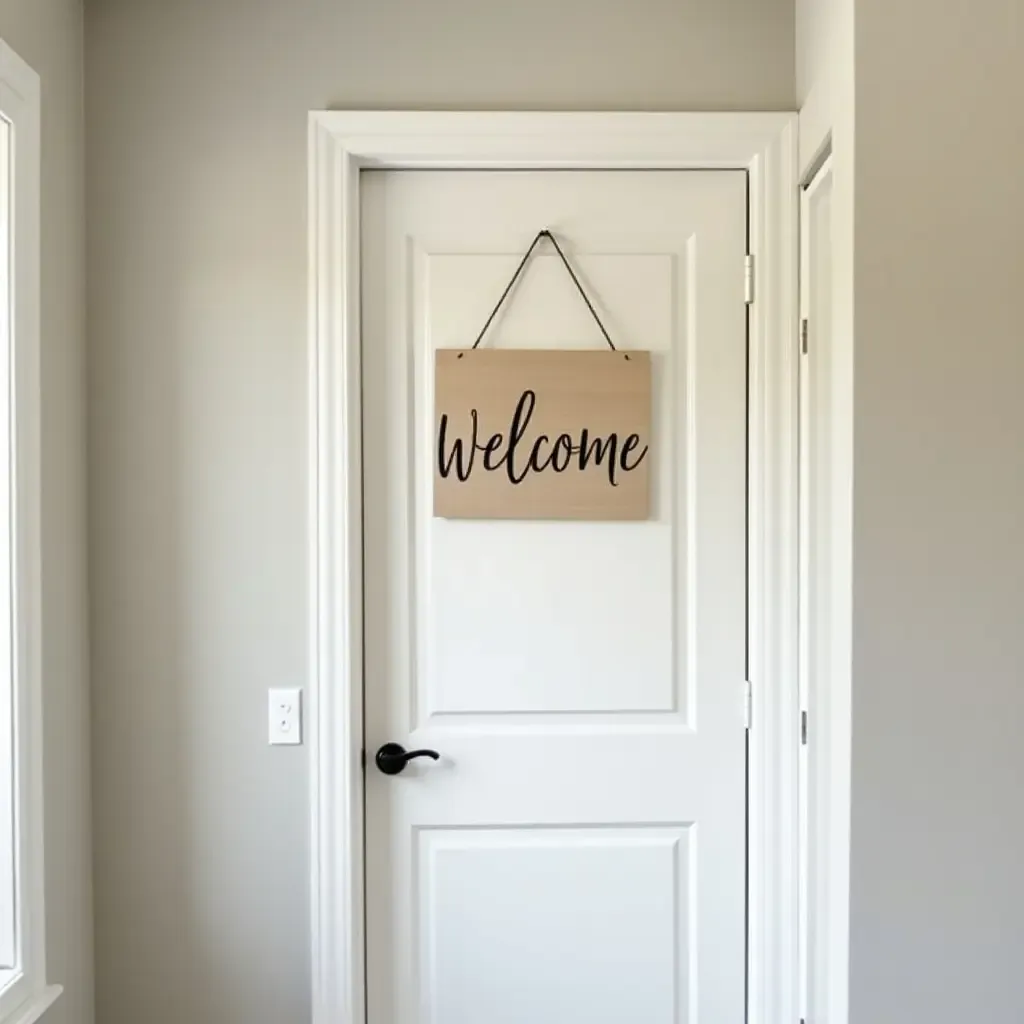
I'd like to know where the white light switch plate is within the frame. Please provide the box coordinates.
[268,687,302,745]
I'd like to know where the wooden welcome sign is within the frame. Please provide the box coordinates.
[434,349,651,521]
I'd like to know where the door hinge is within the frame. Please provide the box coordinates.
[744,680,753,730]
[801,710,809,745]
[801,317,809,355]
[360,748,367,770]
[744,254,755,304]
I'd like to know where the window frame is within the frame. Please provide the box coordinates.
[0,38,58,1024]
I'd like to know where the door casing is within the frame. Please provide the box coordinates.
[307,110,800,1024]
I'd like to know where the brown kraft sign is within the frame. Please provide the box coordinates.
[433,349,651,521]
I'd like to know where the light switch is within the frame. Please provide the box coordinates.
[268,687,302,745]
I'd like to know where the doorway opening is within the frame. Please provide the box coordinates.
[307,111,800,1024]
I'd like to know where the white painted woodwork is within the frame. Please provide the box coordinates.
[799,157,849,1024]
[361,169,748,1024]
[306,110,799,1024]
[0,38,56,1024]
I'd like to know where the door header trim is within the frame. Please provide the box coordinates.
[307,110,799,1024]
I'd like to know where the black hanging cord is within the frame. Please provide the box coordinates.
[460,229,627,359]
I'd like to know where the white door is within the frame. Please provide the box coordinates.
[362,170,748,1024]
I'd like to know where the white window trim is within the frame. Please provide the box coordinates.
[307,110,801,1024]
[0,39,61,1024]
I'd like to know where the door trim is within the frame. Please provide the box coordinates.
[307,111,799,1024]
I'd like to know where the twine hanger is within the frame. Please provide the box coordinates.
[459,229,627,360]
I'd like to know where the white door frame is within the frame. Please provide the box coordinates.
[308,110,799,1024]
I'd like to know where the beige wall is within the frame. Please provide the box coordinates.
[84,2,794,1023]
[0,3,92,1024]
[849,0,1024,1021]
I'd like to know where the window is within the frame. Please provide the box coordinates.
[0,40,56,1024]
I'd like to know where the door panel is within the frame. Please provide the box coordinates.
[362,170,748,1024]
[419,826,691,1024]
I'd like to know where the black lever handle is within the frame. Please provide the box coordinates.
[375,742,440,776]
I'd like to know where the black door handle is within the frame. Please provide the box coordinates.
[375,742,440,776]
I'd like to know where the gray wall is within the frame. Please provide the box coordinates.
[0,3,92,1024]
[85,2,794,1023]
[849,0,1024,1021]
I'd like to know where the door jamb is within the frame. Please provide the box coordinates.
[307,110,799,1024]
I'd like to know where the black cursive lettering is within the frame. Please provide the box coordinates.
[578,429,619,484]
[478,431,506,472]
[438,410,478,481]
[437,389,648,488]
[551,433,574,472]
[619,433,649,474]
[528,434,553,473]
[505,390,536,484]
